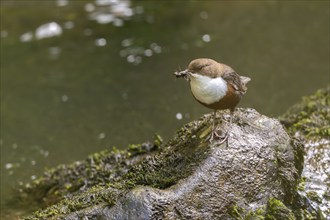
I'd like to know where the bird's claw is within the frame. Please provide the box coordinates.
[207,130,228,144]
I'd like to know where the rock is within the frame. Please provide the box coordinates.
[22,108,304,220]
[16,141,161,215]
[280,87,330,218]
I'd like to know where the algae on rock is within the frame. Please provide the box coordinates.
[17,140,161,215]
[280,87,330,218]
[20,107,305,220]
[280,87,330,139]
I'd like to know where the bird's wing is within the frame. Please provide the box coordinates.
[222,72,249,94]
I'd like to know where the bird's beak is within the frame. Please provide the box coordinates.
[173,69,191,81]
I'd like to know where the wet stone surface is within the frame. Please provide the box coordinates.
[22,108,305,219]
[281,87,330,217]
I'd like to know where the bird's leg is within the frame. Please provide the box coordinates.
[218,109,235,145]
[212,109,217,134]
[207,110,218,142]
[208,109,235,144]
[207,110,228,143]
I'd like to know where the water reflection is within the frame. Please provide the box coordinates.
[176,112,183,120]
[1,30,8,38]
[199,11,209,20]
[19,32,33,42]
[48,46,61,59]
[202,34,211,42]
[20,22,63,42]
[119,41,162,65]
[63,21,74,29]
[56,0,69,7]
[94,38,107,47]
[35,22,62,40]
[88,0,134,25]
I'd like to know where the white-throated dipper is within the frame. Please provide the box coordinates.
[174,58,251,143]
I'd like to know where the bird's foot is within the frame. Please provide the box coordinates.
[207,130,229,144]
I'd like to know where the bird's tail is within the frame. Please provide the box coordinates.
[240,76,251,93]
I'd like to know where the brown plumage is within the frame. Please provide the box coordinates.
[174,58,251,143]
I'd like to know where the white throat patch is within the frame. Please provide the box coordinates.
[190,73,228,104]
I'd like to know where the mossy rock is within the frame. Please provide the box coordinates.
[20,108,304,219]
[280,87,330,139]
[280,87,329,219]
[17,140,160,207]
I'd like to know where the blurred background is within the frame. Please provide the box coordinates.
[1,0,329,218]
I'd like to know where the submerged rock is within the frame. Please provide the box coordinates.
[22,108,304,220]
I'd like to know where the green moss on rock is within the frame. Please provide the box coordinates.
[244,209,266,220]
[280,87,330,139]
[21,117,212,219]
[228,198,295,220]
[265,198,295,220]
[306,191,323,204]
[229,204,245,219]
[16,139,161,217]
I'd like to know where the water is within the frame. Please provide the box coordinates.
[1,0,329,218]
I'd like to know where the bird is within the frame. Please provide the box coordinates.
[174,58,251,143]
